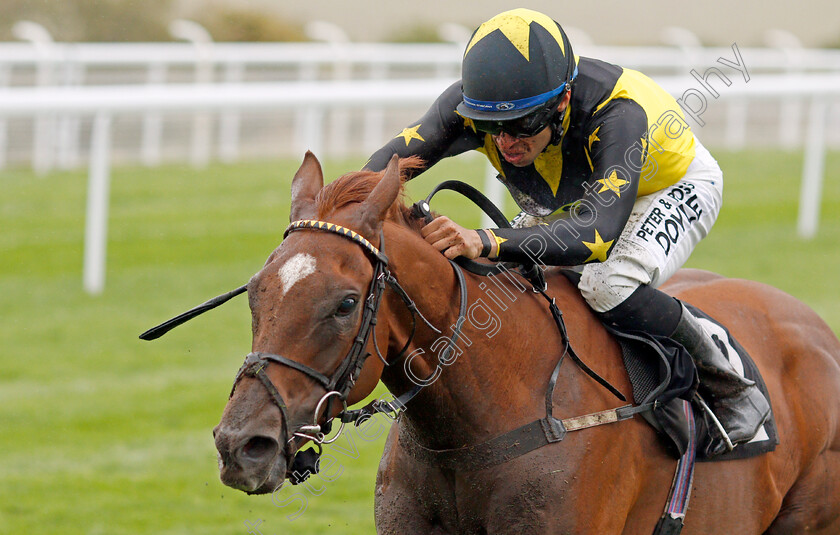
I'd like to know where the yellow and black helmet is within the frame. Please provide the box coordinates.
[456,9,577,123]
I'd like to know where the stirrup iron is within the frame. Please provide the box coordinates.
[694,394,735,452]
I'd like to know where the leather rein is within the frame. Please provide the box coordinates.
[139,182,652,486]
[227,219,469,484]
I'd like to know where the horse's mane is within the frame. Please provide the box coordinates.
[315,156,427,232]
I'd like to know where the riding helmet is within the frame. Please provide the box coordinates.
[456,8,577,122]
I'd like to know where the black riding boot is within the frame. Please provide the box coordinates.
[598,284,771,454]
[670,302,771,453]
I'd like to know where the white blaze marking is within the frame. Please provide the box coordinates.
[278,253,317,296]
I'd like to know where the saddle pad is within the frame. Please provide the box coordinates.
[608,327,696,457]
[609,304,778,462]
[685,304,779,462]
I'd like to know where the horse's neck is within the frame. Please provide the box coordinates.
[380,224,626,449]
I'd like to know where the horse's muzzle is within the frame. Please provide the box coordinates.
[213,424,286,494]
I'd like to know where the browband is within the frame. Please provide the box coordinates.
[285,219,388,264]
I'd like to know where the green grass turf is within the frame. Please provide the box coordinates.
[1,150,838,534]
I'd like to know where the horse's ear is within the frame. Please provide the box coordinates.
[289,151,323,222]
[359,154,401,232]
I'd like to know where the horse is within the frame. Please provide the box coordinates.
[212,153,840,534]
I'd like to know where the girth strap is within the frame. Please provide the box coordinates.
[400,402,656,473]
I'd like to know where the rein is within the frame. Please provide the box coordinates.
[228,219,468,484]
[412,180,626,401]
[138,182,648,486]
[139,179,690,531]
[368,180,651,474]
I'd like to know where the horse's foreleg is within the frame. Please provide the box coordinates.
[375,424,458,535]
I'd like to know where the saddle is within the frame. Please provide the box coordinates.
[602,299,779,462]
[419,180,779,463]
[140,178,780,535]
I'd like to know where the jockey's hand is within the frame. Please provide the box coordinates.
[421,216,483,260]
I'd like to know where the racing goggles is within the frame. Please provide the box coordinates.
[472,97,562,138]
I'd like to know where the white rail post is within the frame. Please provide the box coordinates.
[57,60,84,169]
[0,64,9,169]
[437,23,470,78]
[83,112,113,295]
[438,23,472,46]
[766,30,804,149]
[13,21,56,176]
[363,63,388,154]
[797,97,828,239]
[306,21,351,158]
[302,107,326,158]
[294,61,319,155]
[328,52,352,157]
[218,61,244,163]
[660,26,701,74]
[292,37,325,156]
[482,162,504,228]
[725,98,748,150]
[141,62,166,166]
[170,20,214,168]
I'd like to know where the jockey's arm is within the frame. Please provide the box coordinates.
[484,99,649,266]
[364,81,482,177]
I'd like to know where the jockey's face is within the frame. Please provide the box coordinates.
[492,128,552,167]
[490,92,570,168]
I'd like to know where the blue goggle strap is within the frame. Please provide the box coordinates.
[462,65,578,113]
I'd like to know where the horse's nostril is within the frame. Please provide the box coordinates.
[240,436,278,462]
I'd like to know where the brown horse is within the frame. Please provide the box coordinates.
[213,153,840,534]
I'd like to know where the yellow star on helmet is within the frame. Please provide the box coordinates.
[395,125,425,147]
[596,170,629,197]
[465,8,566,62]
[582,230,614,263]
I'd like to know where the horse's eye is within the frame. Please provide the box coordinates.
[336,297,358,316]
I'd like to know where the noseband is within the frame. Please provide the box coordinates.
[229,219,461,483]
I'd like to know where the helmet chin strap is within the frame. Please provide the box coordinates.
[548,107,568,146]
[547,88,571,146]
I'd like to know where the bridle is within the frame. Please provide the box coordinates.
[141,185,627,488]
[142,183,685,529]
[228,219,467,483]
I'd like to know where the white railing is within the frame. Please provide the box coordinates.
[3,41,840,73]
[2,39,840,172]
[1,74,837,293]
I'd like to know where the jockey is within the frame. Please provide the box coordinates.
[364,8,769,453]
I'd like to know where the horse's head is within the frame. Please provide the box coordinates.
[213,153,421,494]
